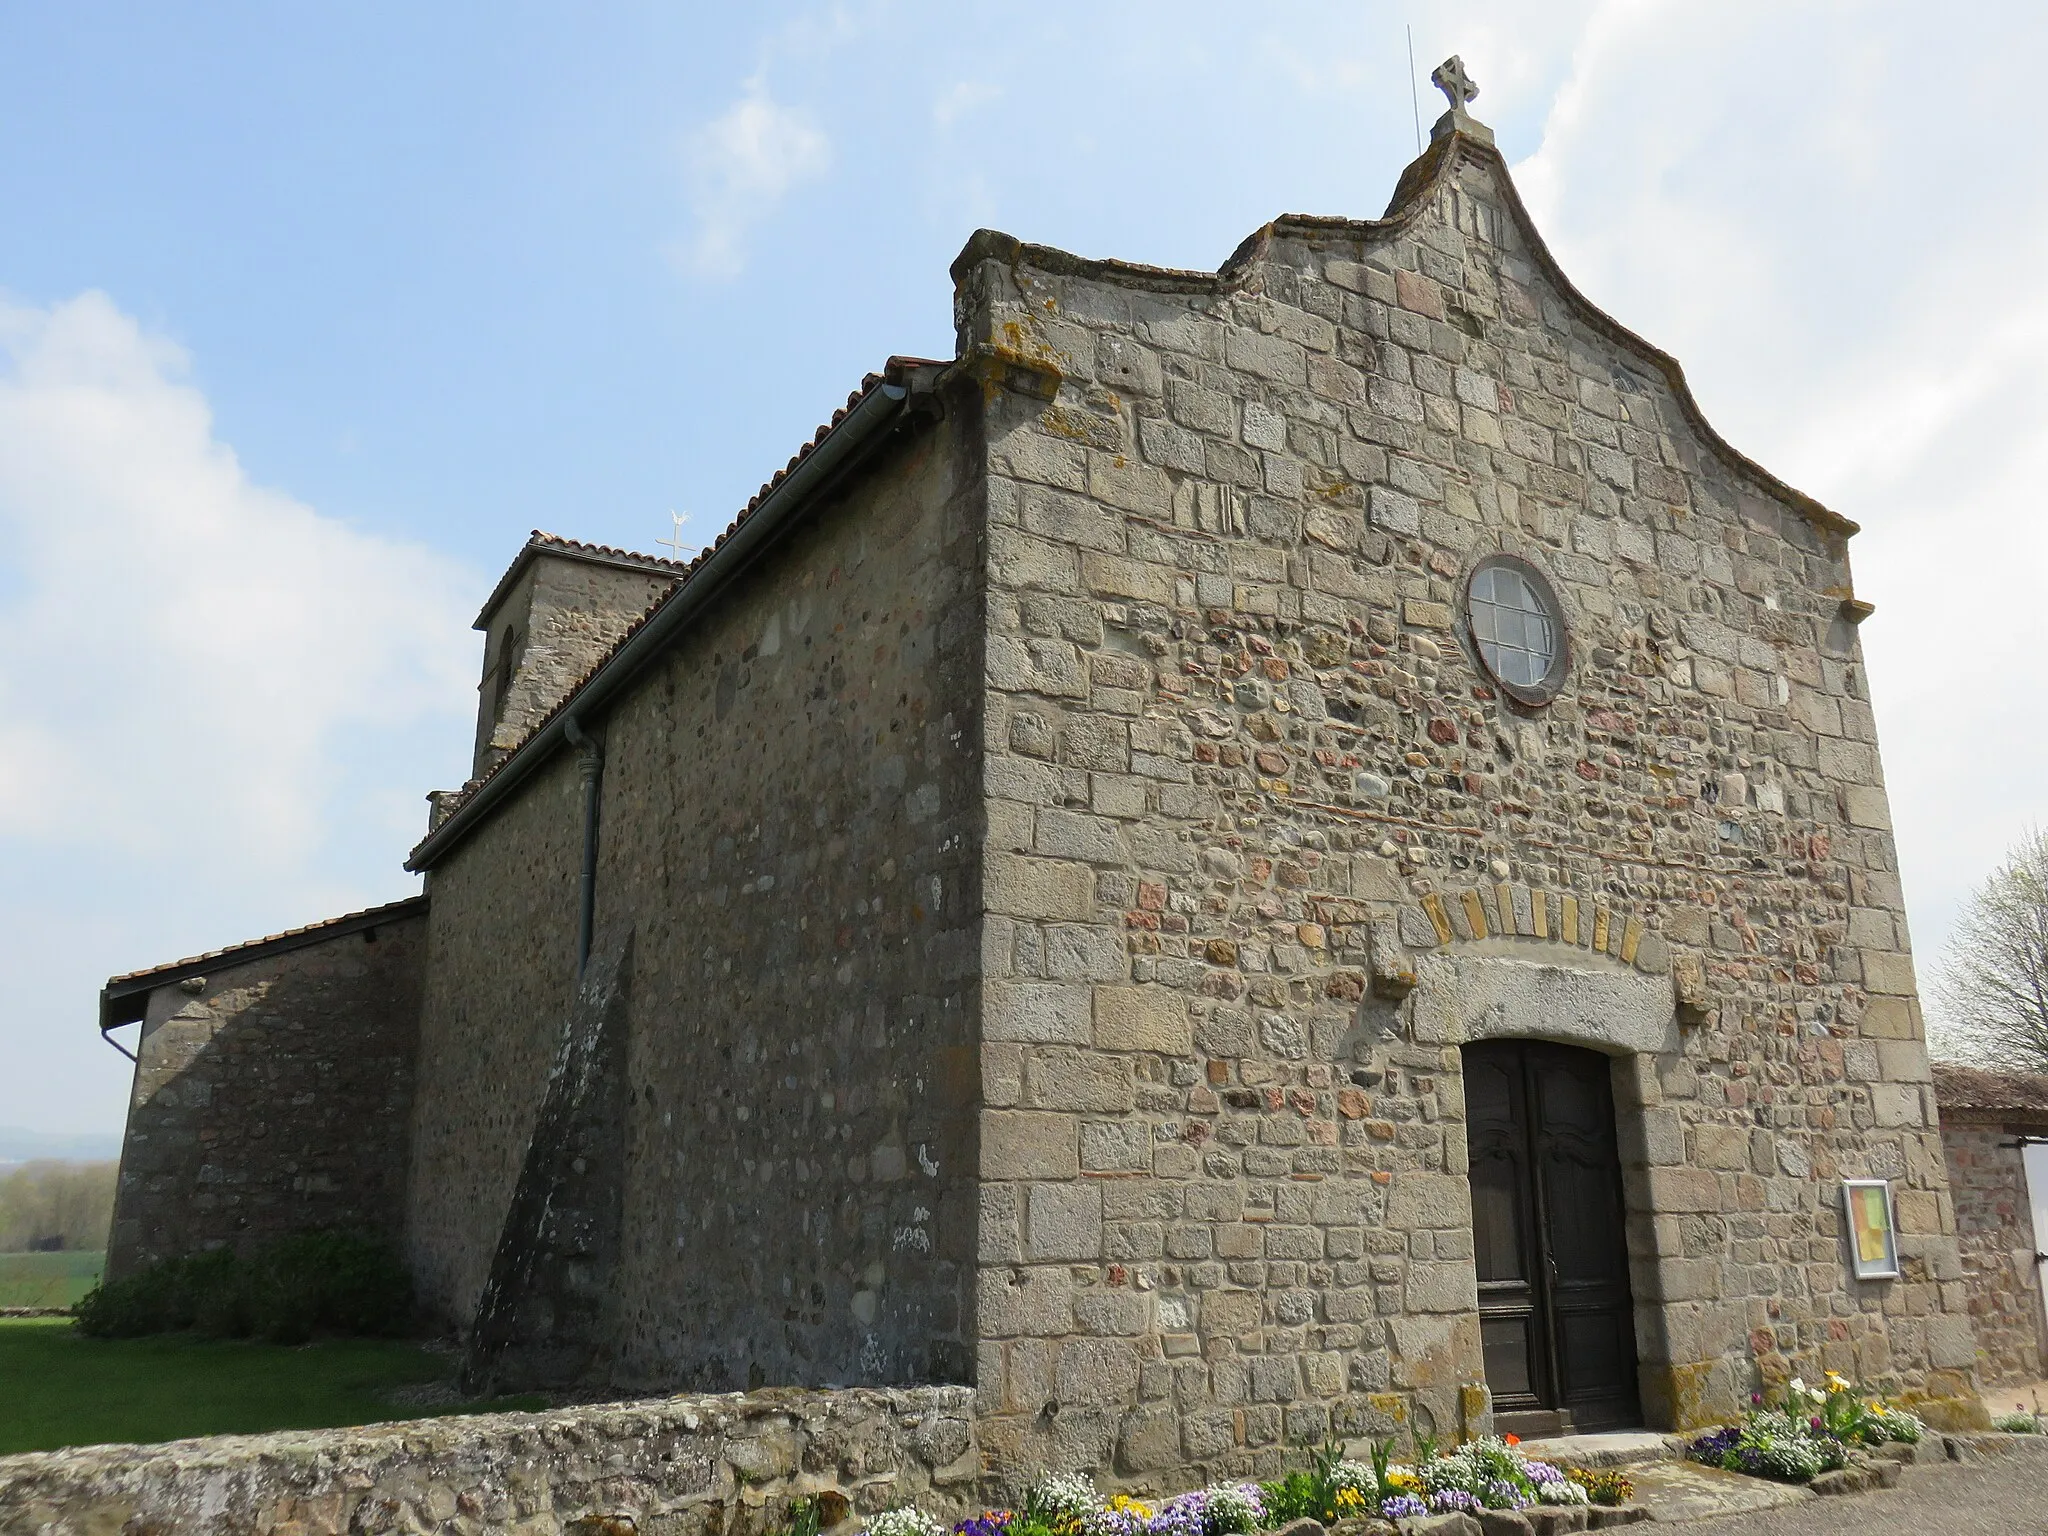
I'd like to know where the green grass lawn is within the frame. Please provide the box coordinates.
[0,1318,547,1455]
[0,1249,102,1308]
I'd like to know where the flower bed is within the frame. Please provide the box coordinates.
[1686,1374,1923,1483]
[859,1437,1629,1536]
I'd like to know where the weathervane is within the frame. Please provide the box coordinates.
[658,510,698,562]
[1427,54,1493,145]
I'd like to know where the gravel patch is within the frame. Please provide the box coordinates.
[1653,1458,2048,1532]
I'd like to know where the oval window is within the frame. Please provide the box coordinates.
[1465,555,1568,705]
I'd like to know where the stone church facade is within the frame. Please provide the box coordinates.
[102,86,1993,1487]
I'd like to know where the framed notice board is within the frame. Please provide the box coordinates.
[1843,1179,1900,1280]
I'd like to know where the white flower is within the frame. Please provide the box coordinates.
[1027,1474,1101,1525]
[867,1510,945,1536]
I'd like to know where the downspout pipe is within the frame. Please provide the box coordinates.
[562,712,602,978]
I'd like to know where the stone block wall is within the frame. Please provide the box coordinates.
[410,391,986,1393]
[409,746,591,1327]
[0,1386,977,1536]
[955,126,1974,1487]
[473,549,679,777]
[599,394,984,1392]
[107,901,428,1279]
[1940,1121,2046,1386]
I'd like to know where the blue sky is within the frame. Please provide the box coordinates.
[0,1,1528,566]
[3,2,2045,1134]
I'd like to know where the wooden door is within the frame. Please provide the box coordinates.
[1464,1039,1640,1432]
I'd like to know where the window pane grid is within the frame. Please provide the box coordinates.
[1469,563,1560,694]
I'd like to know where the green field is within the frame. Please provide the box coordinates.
[0,1318,546,1454]
[0,1249,102,1308]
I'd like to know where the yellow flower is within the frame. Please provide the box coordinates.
[1334,1489,1368,1514]
[1106,1497,1153,1521]
[1386,1471,1421,1491]
[1825,1371,1851,1393]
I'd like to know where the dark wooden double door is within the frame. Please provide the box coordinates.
[1465,1040,1640,1433]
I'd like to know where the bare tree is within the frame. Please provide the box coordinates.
[1931,828,2048,1070]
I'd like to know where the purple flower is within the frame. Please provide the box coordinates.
[1522,1461,1564,1486]
[1148,1496,1207,1536]
[1483,1480,1531,1510]
[1427,1491,1483,1515]
[1751,1393,1764,1406]
[1688,1427,1740,1464]
[1380,1496,1427,1520]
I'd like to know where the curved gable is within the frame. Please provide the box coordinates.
[953,128,1856,553]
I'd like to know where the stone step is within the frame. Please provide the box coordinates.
[1494,1411,1573,1440]
[1942,1429,2048,1463]
[1622,1459,1814,1522]
[1511,1431,1687,1470]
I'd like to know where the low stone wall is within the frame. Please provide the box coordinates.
[0,1386,976,1536]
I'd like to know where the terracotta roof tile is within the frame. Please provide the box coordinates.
[103,895,429,991]
[525,531,696,574]
[1932,1061,2048,1122]
[471,531,692,630]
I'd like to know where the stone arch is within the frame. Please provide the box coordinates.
[1401,882,1668,974]
[1383,881,1711,1030]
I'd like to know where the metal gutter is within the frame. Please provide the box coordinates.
[407,379,912,874]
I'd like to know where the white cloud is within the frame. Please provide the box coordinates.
[679,83,832,279]
[932,81,1001,128]
[1504,1,2048,1000]
[0,291,476,1131]
[0,291,475,862]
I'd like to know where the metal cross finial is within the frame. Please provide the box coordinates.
[1432,55,1478,114]
[658,510,697,562]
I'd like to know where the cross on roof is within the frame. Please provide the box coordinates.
[1432,55,1478,113]
[658,510,697,562]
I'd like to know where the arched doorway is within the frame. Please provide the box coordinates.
[1464,1039,1641,1434]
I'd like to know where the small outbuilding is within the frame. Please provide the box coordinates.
[1932,1062,2048,1386]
